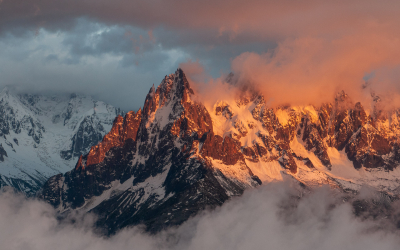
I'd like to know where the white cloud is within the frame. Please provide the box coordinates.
[1,182,399,250]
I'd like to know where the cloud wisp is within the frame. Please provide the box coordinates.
[1,182,400,250]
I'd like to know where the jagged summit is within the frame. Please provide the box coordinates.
[143,68,194,118]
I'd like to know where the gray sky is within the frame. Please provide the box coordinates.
[2,0,400,111]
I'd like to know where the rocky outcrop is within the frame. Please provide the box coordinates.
[60,115,106,160]
[0,144,7,161]
[200,132,243,165]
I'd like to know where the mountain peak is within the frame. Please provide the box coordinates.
[0,86,9,95]
[0,86,14,101]
[174,68,194,103]
[39,69,400,235]
[142,68,194,120]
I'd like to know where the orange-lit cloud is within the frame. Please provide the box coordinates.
[229,33,400,109]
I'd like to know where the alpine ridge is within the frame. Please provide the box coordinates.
[40,69,400,234]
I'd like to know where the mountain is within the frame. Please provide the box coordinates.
[39,69,400,234]
[0,88,122,195]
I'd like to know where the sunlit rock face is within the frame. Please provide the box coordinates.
[40,69,400,235]
[0,88,122,195]
[82,110,142,168]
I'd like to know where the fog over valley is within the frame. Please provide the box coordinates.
[2,182,400,250]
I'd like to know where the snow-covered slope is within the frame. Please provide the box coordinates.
[39,69,400,234]
[0,88,121,195]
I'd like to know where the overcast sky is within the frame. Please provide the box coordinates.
[1,0,400,111]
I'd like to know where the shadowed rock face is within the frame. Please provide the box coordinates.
[39,69,400,235]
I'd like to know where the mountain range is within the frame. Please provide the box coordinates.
[0,88,122,195]
[36,69,400,234]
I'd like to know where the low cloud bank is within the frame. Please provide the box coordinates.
[1,182,400,250]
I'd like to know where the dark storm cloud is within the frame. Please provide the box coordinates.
[2,0,400,38]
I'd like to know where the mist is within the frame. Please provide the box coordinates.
[2,181,400,250]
